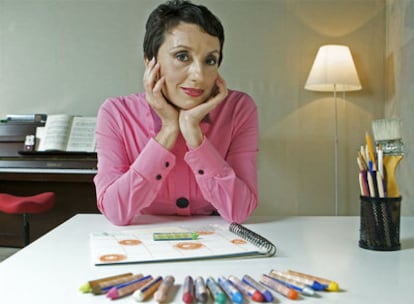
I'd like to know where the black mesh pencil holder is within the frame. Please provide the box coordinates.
[359,196,401,251]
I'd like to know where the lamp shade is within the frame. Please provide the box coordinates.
[305,45,362,92]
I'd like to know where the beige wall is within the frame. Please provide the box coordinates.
[2,0,408,216]
[385,0,414,216]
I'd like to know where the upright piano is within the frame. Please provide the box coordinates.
[0,120,98,247]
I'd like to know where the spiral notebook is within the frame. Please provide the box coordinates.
[90,223,276,265]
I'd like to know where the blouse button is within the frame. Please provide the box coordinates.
[165,161,170,168]
[198,169,204,175]
[176,197,189,208]
[156,174,162,180]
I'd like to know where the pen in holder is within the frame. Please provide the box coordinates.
[359,195,401,251]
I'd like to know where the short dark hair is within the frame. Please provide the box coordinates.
[143,0,225,65]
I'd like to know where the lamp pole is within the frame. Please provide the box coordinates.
[304,45,362,216]
[333,84,339,216]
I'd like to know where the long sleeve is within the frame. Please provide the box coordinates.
[184,99,258,223]
[93,96,176,225]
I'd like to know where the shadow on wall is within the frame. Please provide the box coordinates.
[288,0,385,37]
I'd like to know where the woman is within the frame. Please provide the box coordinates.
[94,0,258,226]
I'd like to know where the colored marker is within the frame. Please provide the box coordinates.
[206,276,227,304]
[182,276,195,304]
[260,274,299,300]
[79,272,133,293]
[228,275,264,302]
[270,270,326,291]
[132,276,163,301]
[218,276,243,304]
[153,232,199,241]
[286,270,339,291]
[106,275,148,292]
[153,275,174,303]
[267,272,315,296]
[106,275,152,300]
[242,274,273,302]
[97,274,144,295]
[194,276,208,303]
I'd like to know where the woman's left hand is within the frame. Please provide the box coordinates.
[179,75,228,148]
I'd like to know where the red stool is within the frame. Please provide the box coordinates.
[0,192,55,246]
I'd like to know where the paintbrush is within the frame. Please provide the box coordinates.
[371,118,404,197]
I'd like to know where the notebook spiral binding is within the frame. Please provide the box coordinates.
[229,223,277,257]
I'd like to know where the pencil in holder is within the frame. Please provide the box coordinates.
[359,196,401,251]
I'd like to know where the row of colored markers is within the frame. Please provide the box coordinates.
[80,269,339,303]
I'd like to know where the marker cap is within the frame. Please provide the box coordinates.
[287,289,299,300]
[327,281,339,292]
[79,283,91,293]
[215,293,227,304]
[232,292,243,304]
[301,286,316,296]
[183,293,194,304]
[251,290,264,302]
[106,288,119,300]
[311,281,327,291]
[262,290,274,302]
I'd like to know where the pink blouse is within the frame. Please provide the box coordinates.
[94,90,258,225]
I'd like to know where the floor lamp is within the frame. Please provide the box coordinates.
[304,45,362,215]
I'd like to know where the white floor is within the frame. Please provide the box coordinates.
[0,247,20,262]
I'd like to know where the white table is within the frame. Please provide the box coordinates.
[0,214,413,303]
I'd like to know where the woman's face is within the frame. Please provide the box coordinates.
[157,22,221,110]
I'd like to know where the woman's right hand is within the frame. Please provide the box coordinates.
[143,57,179,150]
